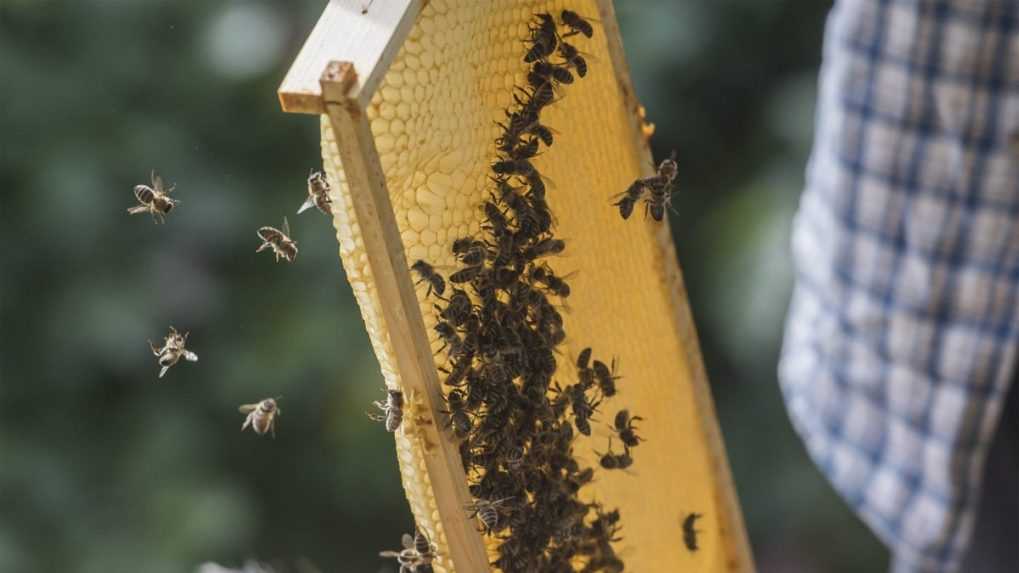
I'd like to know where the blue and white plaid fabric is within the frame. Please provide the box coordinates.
[779,1,1019,571]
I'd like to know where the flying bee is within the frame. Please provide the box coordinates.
[412,528,435,559]
[682,512,703,552]
[560,9,594,38]
[443,389,473,440]
[239,397,281,438]
[297,169,332,215]
[128,170,179,223]
[466,497,513,535]
[367,388,404,432]
[411,259,446,297]
[148,326,198,378]
[380,529,433,572]
[597,440,634,470]
[256,217,299,263]
[593,358,620,397]
[613,409,644,447]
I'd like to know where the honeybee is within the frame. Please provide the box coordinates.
[612,409,644,447]
[559,42,588,78]
[646,154,679,221]
[411,260,446,298]
[149,326,198,378]
[256,217,299,263]
[443,389,473,440]
[367,388,404,432]
[128,170,179,223]
[525,13,558,63]
[239,397,281,437]
[465,496,513,535]
[560,10,594,38]
[380,528,435,572]
[612,179,643,220]
[614,152,679,221]
[682,512,703,552]
[297,170,332,215]
[596,440,634,470]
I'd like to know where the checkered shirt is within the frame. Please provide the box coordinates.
[779,1,1019,571]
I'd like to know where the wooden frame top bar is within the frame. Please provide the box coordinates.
[278,0,424,114]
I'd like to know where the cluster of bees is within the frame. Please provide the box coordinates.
[385,11,645,573]
[129,166,334,438]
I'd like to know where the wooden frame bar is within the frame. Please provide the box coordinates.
[279,0,425,114]
[318,61,491,572]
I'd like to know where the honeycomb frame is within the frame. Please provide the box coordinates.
[280,1,755,571]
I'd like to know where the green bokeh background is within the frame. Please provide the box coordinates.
[0,1,887,572]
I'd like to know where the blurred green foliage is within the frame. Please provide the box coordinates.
[0,1,885,572]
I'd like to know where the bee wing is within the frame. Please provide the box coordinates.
[182,350,198,362]
[379,551,402,558]
[239,404,258,414]
[152,171,171,194]
[258,226,281,241]
[401,533,414,549]
[297,196,316,215]
[158,365,170,379]
[282,216,291,237]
